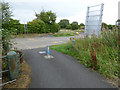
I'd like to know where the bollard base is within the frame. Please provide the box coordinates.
[44,55,54,59]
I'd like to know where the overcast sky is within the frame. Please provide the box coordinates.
[4,0,119,25]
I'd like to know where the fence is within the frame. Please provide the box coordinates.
[0,50,23,87]
[85,3,104,36]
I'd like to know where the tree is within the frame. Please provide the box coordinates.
[66,24,72,29]
[8,18,23,34]
[36,10,56,24]
[80,23,85,26]
[50,23,60,33]
[27,19,46,33]
[2,2,12,29]
[71,21,78,30]
[35,10,60,33]
[1,2,12,55]
[58,19,69,28]
[80,23,85,29]
[1,2,23,34]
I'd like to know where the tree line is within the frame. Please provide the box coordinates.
[58,19,85,30]
[2,2,118,35]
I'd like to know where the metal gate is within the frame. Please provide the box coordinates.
[84,3,104,36]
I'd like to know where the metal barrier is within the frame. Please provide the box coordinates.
[0,55,17,87]
[0,50,23,87]
[85,3,104,36]
[7,51,19,80]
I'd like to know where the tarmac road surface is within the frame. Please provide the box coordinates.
[13,35,116,88]
[23,48,115,88]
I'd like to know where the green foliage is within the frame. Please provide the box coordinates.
[44,23,60,33]
[8,18,23,35]
[102,22,108,29]
[58,19,69,28]
[27,19,46,33]
[2,29,11,55]
[2,2,12,26]
[28,10,60,34]
[80,23,85,26]
[1,2,13,55]
[53,30,74,37]
[71,21,78,30]
[66,24,72,29]
[2,2,12,32]
[107,24,113,29]
[80,23,85,29]
[50,23,60,33]
[36,10,56,24]
[1,2,24,35]
[51,30,119,79]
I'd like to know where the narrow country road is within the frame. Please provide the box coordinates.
[12,35,115,88]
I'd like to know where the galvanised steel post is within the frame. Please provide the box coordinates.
[98,3,104,36]
[85,7,89,34]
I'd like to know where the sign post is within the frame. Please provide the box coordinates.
[47,45,50,58]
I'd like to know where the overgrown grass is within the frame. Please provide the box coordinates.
[53,30,74,37]
[51,30,119,80]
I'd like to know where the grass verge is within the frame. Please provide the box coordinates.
[3,60,31,88]
[50,30,119,87]
[53,30,74,37]
[74,30,84,32]
[53,34,74,37]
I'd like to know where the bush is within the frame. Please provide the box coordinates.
[58,19,69,28]
[71,21,78,30]
[50,23,60,33]
[66,25,72,29]
[2,29,11,55]
[27,19,46,33]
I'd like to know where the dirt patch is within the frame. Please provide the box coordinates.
[3,60,31,88]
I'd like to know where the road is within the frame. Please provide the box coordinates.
[23,48,114,88]
[12,35,115,88]
[12,35,85,50]
[12,35,73,50]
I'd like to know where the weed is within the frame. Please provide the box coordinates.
[51,29,119,80]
